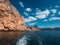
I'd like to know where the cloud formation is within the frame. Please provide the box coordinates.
[25,8,32,12]
[26,22,37,26]
[24,16,37,23]
[58,11,60,14]
[23,12,28,16]
[24,7,60,24]
[35,9,50,19]
[19,2,24,7]
[49,17,60,21]
[55,5,59,8]
[43,19,48,22]
[50,9,57,13]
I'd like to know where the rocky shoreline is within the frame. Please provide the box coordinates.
[27,26,40,31]
[0,0,39,45]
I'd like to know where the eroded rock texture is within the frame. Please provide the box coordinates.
[0,0,27,30]
[0,0,27,45]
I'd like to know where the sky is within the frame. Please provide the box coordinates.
[10,0,60,28]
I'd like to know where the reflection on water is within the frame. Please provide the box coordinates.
[16,31,60,45]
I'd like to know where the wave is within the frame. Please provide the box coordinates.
[13,31,60,45]
[15,31,42,45]
[16,35,28,45]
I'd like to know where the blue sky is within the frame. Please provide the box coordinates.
[10,0,60,28]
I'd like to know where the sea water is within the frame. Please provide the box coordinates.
[15,31,60,45]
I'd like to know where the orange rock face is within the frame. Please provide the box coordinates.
[0,0,27,30]
[0,0,27,45]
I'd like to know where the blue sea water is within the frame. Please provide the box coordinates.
[15,31,60,45]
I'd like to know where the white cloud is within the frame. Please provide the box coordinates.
[43,19,48,21]
[55,5,59,8]
[35,9,50,19]
[27,22,37,26]
[51,14,55,17]
[25,8,32,12]
[35,8,41,14]
[58,11,60,14]
[49,17,60,21]
[51,9,57,13]
[19,2,24,7]
[24,16,37,23]
[49,7,52,9]
[23,12,28,16]
[35,8,41,15]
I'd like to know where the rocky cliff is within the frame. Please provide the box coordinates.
[0,0,27,45]
[27,26,40,31]
[0,0,27,30]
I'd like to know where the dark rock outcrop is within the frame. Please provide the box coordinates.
[27,26,40,31]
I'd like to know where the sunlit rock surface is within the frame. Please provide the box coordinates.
[0,0,27,45]
[0,0,27,30]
